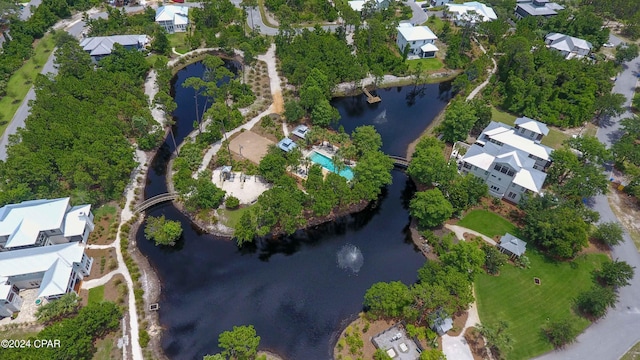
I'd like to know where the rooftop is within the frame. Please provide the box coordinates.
[499,233,527,256]
[277,137,298,152]
[514,116,550,136]
[292,125,309,139]
[79,35,148,56]
[372,325,421,360]
[397,23,437,42]
[545,32,593,52]
[0,198,92,248]
[516,0,564,16]
[446,2,497,23]
[0,242,86,298]
[155,5,189,24]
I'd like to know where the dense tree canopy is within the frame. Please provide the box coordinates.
[410,189,454,229]
[217,325,261,360]
[144,215,184,246]
[364,281,414,318]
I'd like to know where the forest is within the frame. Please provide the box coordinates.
[0,33,160,206]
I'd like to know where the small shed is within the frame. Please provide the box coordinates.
[499,233,527,258]
[430,309,453,336]
[277,137,298,152]
[220,166,232,181]
[292,125,309,139]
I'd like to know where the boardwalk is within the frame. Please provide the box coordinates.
[388,155,409,169]
[134,192,179,214]
[363,87,381,104]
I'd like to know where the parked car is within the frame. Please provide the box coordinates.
[603,43,614,48]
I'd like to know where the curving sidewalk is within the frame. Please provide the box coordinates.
[444,223,497,246]
[81,269,123,289]
[466,38,497,102]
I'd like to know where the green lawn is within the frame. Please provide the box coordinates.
[167,32,190,54]
[0,34,56,131]
[407,58,444,72]
[94,205,117,220]
[622,341,640,360]
[491,106,568,149]
[458,209,519,239]
[422,16,445,34]
[219,205,254,229]
[475,250,608,360]
[88,285,105,305]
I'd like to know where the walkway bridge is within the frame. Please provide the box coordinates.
[389,155,409,169]
[363,87,381,104]
[134,192,179,214]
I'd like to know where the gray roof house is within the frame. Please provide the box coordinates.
[499,233,527,257]
[430,309,453,336]
[277,137,298,152]
[545,32,593,60]
[80,34,149,62]
[515,0,564,20]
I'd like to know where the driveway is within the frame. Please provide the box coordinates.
[535,34,640,360]
[404,0,428,25]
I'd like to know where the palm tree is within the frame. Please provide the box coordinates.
[331,154,346,175]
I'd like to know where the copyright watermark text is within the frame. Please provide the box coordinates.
[1,339,61,349]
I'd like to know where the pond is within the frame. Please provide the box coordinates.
[137,62,451,360]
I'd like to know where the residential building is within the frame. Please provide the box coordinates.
[514,0,564,19]
[79,34,149,62]
[292,125,309,139]
[348,0,389,12]
[459,118,553,204]
[445,2,497,26]
[545,32,593,59]
[0,242,93,317]
[430,0,451,6]
[396,23,438,59]
[0,197,95,251]
[155,5,189,34]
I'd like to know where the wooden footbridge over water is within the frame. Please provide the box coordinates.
[389,155,409,169]
[133,192,179,214]
[363,87,381,104]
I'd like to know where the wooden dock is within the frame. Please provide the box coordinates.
[363,87,381,104]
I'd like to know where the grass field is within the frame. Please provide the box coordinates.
[0,34,56,132]
[475,250,608,360]
[407,58,444,72]
[422,15,445,34]
[219,205,253,229]
[167,32,190,54]
[94,205,117,220]
[622,341,640,360]
[458,209,519,238]
[88,285,105,304]
[490,106,568,149]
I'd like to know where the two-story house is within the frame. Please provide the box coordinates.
[396,23,439,59]
[348,0,390,13]
[514,0,564,20]
[0,197,95,252]
[545,32,593,60]
[459,118,553,204]
[155,5,189,34]
[79,35,149,62]
[0,242,93,317]
[445,2,497,26]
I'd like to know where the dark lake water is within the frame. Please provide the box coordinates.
[137,62,451,360]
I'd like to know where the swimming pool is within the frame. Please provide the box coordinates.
[309,151,354,181]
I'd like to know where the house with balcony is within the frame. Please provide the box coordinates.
[544,32,592,60]
[459,118,553,204]
[445,1,497,26]
[0,197,95,252]
[514,0,564,20]
[396,23,438,59]
[0,242,93,317]
[79,34,149,62]
[155,5,189,34]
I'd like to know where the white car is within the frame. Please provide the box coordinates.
[603,43,614,48]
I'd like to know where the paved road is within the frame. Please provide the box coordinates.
[405,0,428,25]
[535,34,640,360]
[19,0,42,21]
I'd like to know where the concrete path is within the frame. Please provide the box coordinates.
[535,34,640,360]
[81,269,123,289]
[442,290,481,360]
[466,39,497,101]
[87,243,118,250]
[445,224,497,246]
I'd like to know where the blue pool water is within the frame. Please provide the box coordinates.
[309,151,354,181]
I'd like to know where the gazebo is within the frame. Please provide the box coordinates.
[498,233,527,258]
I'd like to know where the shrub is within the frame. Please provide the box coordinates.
[139,329,150,348]
[225,196,240,209]
[544,318,578,348]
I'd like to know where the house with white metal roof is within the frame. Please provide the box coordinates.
[514,0,564,20]
[155,5,189,34]
[544,32,592,60]
[79,34,149,62]
[348,0,389,12]
[0,242,93,317]
[0,197,95,251]
[445,2,497,26]
[396,23,439,59]
[459,120,553,203]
